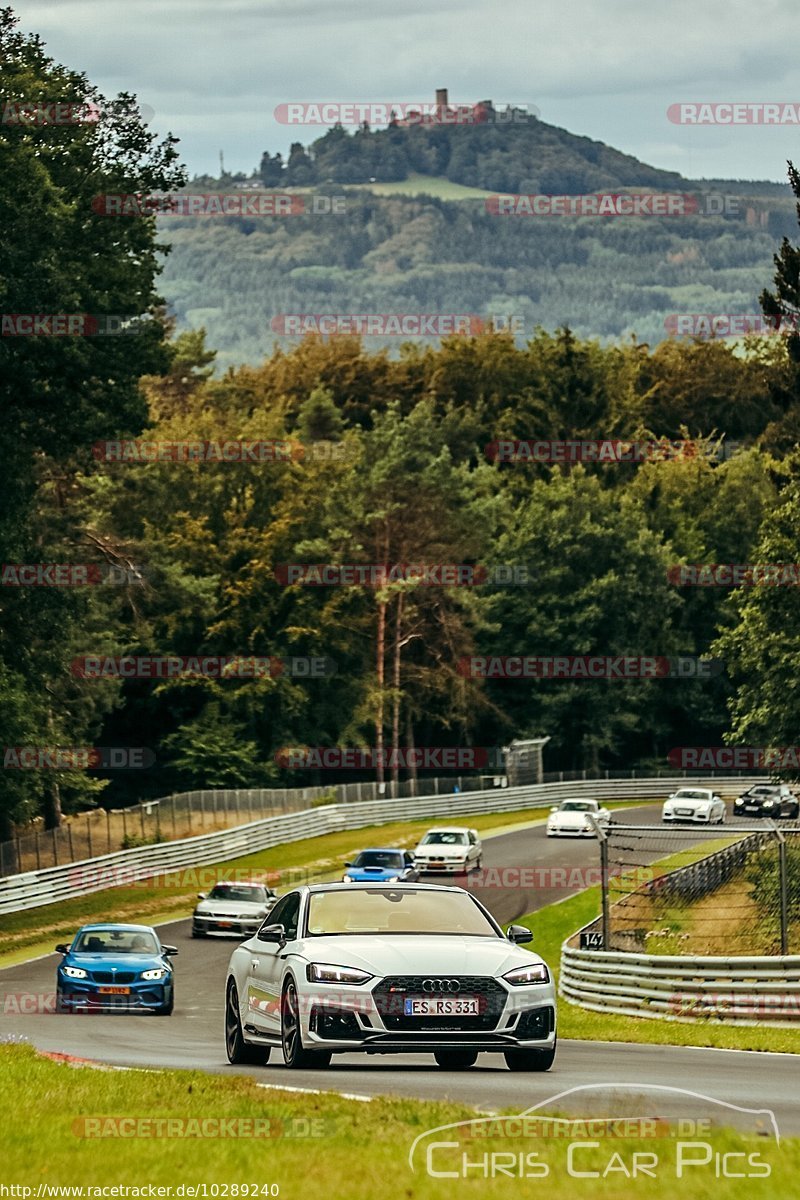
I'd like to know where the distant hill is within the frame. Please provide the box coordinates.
[160,111,795,369]
[257,107,689,195]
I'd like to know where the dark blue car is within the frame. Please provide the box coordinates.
[341,848,419,883]
[55,923,177,1015]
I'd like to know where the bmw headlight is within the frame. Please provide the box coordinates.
[307,964,373,985]
[502,964,550,986]
[62,965,87,979]
[141,968,167,980]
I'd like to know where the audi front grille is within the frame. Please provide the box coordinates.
[371,975,507,1031]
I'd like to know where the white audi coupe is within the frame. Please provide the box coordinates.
[224,882,556,1072]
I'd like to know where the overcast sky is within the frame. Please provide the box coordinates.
[10,0,800,182]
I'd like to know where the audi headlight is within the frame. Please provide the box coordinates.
[307,964,373,985]
[502,964,549,986]
[141,968,167,980]
[62,965,87,979]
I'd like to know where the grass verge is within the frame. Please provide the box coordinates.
[0,1042,793,1196]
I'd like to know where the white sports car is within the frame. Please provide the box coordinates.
[225,883,556,1072]
[662,788,726,824]
[546,799,611,837]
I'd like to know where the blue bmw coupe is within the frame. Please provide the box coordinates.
[341,848,419,883]
[55,923,177,1014]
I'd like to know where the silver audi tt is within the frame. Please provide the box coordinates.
[224,882,556,1072]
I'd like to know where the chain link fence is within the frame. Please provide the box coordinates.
[0,772,511,877]
[0,764,770,879]
[596,820,800,956]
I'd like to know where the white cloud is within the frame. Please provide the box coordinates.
[10,0,800,179]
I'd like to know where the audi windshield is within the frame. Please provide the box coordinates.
[305,888,500,937]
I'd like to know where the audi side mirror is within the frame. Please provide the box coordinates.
[258,923,286,945]
[507,924,533,944]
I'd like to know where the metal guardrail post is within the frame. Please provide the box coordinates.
[587,814,610,949]
[767,820,789,955]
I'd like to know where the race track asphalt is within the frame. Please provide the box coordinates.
[2,804,797,1135]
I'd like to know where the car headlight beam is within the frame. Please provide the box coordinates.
[502,964,550,986]
[307,963,373,985]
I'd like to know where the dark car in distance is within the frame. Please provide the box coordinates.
[734,784,799,820]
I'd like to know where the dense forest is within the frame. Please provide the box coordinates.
[4,9,800,837]
[161,187,796,369]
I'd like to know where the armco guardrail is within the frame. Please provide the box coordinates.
[560,823,800,1025]
[0,775,757,916]
[561,942,800,1025]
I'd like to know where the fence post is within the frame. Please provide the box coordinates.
[771,822,790,956]
[590,815,611,950]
